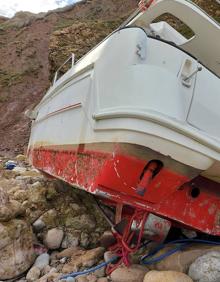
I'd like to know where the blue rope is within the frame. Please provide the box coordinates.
[60,256,118,280]
[61,239,220,279]
[141,238,220,265]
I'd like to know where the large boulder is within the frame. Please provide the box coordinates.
[0,219,35,280]
[144,270,193,282]
[188,251,220,282]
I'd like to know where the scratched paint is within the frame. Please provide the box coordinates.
[30,143,220,236]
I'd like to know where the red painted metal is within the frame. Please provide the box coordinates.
[107,209,148,274]
[136,161,162,196]
[30,146,220,236]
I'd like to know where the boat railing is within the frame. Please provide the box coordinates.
[53,53,75,85]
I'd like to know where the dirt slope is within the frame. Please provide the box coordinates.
[0,0,219,155]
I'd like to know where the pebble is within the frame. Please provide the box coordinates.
[77,276,88,282]
[34,253,50,270]
[15,154,26,162]
[87,274,97,282]
[26,266,41,282]
[31,181,42,189]
[33,218,46,232]
[67,277,76,282]
[60,257,67,264]
[13,166,27,174]
[44,228,64,249]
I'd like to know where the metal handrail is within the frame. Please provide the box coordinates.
[53,53,75,85]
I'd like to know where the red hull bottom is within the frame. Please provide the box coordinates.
[30,142,220,236]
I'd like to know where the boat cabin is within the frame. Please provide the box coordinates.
[128,0,220,77]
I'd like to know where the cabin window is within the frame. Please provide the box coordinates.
[148,13,195,45]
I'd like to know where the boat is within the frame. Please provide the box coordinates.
[28,0,220,263]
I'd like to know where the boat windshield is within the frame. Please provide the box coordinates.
[128,0,220,77]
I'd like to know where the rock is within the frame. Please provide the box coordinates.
[104,251,116,262]
[38,272,60,282]
[39,209,58,229]
[25,186,48,223]
[0,219,35,280]
[149,244,220,273]
[62,230,81,248]
[34,253,50,270]
[100,231,116,248]
[94,265,105,278]
[56,247,80,259]
[64,214,96,231]
[44,228,64,249]
[110,265,148,282]
[46,183,58,200]
[26,266,41,282]
[188,251,220,282]
[21,169,42,178]
[60,257,67,264]
[143,270,193,282]
[77,276,88,282]
[13,189,29,202]
[80,231,90,248]
[42,265,52,275]
[97,278,108,282]
[13,166,27,174]
[0,186,9,204]
[49,267,57,273]
[50,250,59,260]
[0,187,24,221]
[67,277,76,282]
[33,218,46,232]
[215,9,220,17]
[1,170,17,179]
[63,247,105,273]
[87,274,97,282]
[0,198,24,222]
[48,272,61,280]
[31,181,42,189]
[16,154,26,162]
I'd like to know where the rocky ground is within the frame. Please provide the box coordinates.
[1,155,220,282]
